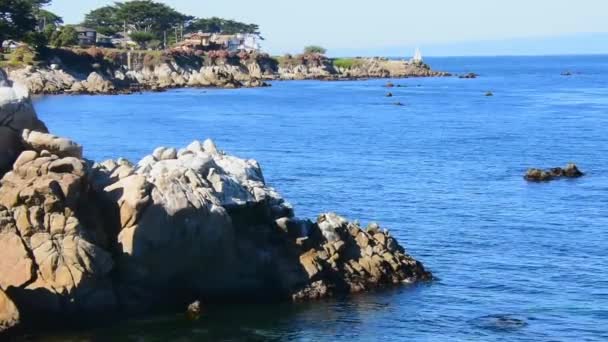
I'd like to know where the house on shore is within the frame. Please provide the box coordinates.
[96,33,113,47]
[180,32,213,48]
[175,31,261,53]
[233,33,261,53]
[75,27,97,46]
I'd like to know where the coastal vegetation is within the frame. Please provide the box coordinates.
[333,58,364,69]
[304,45,327,55]
[0,45,38,67]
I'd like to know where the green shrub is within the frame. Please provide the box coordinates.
[333,58,363,69]
[304,45,326,54]
[6,45,39,67]
[50,26,78,48]
[130,31,156,49]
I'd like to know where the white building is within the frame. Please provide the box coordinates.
[236,33,261,52]
[215,33,261,53]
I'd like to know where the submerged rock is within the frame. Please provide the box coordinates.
[524,163,584,182]
[459,72,478,79]
[471,314,528,332]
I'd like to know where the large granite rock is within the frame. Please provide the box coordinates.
[0,135,430,321]
[0,69,48,177]
[0,147,116,316]
[70,72,116,94]
[7,66,77,94]
[0,289,19,333]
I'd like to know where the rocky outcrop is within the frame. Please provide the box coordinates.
[6,66,77,94]
[0,69,48,177]
[338,59,450,79]
[69,72,116,94]
[0,289,19,333]
[0,138,116,316]
[524,163,584,182]
[0,133,430,322]
[279,58,449,81]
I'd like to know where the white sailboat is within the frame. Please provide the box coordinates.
[412,48,423,64]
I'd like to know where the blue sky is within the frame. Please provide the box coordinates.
[47,0,608,56]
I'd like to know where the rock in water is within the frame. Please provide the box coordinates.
[563,163,584,178]
[0,289,19,333]
[0,135,431,320]
[524,163,584,182]
[459,72,478,79]
[186,300,202,320]
[0,69,48,177]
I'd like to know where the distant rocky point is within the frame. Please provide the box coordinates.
[2,48,450,95]
[0,63,430,334]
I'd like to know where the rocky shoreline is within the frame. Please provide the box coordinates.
[0,68,430,334]
[3,49,450,95]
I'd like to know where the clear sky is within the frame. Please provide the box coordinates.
[47,0,608,56]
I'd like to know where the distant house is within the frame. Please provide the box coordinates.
[179,32,213,48]
[235,33,261,53]
[111,33,137,49]
[96,33,113,47]
[75,26,97,46]
[210,33,261,53]
[207,34,234,49]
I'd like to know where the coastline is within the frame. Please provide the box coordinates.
[3,48,451,95]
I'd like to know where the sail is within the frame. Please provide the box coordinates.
[413,48,423,62]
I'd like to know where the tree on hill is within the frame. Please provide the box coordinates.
[83,5,121,36]
[114,0,192,34]
[35,8,62,28]
[83,0,192,46]
[304,45,327,55]
[187,17,260,35]
[0,0,38,43]
[49,25,77,48]
[130,31,156,49]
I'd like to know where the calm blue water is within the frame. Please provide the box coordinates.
[31,55,608,341]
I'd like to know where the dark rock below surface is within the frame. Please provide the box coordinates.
[524,163,584,182]
[459,72,478,79]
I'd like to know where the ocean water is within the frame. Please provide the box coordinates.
[28,55,608,341]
